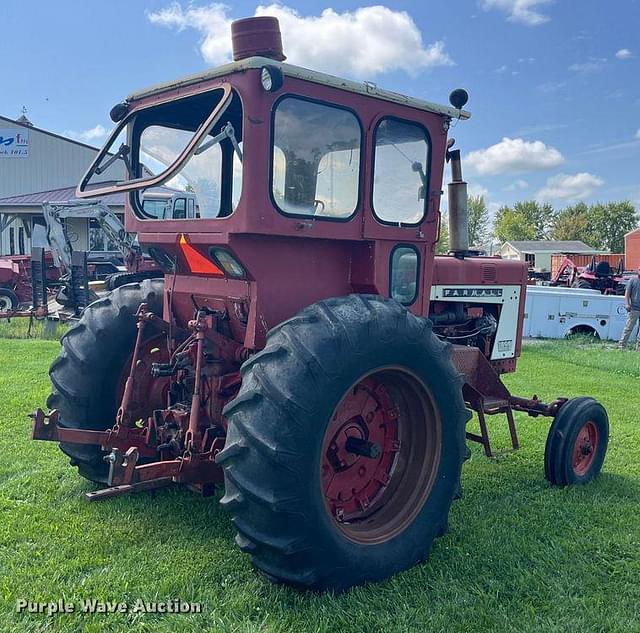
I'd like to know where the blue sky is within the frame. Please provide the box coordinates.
[1,0,638,215]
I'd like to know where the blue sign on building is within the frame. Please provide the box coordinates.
[0,129,29,158]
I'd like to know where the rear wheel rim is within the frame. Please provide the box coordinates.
[572,420,599,476]
[321,367,441,544]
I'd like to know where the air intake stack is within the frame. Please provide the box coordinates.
[231,16,286,62]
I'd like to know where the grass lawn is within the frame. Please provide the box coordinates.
[1,326,639,632]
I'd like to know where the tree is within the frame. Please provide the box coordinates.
[436,212,449,254]
[587,201,637,253]
[493,200,555,243]
[551,201,637,251]
[467,195,490,248]
[552,202,591,243]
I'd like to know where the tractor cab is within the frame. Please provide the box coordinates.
[77,17,473,345]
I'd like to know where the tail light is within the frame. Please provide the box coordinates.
[178,234,224,276]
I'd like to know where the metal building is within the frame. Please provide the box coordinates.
[0,113,124,256]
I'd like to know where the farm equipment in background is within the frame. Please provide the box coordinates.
[42,200,162,303]
[29,16,610,592]
[0,247,55,325]
[551,255,625,294]
[0,249,60,313]
[0,250,59,313]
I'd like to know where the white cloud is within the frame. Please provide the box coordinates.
[468,183,489,198]
[148,3,453,77]
[480,0,553,26]
[636,129,640,140]
[615,48,633,60]
[537,81,565,94]
[513,122,568,136]
[63,124,109,143]
[569,57,607,73]
[504,179,529,191]
[494,64,508,73]
[466,137,564,176]
[536,173,604,201]
[148,3,232,65]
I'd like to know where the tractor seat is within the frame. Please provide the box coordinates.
[595,261,611,277]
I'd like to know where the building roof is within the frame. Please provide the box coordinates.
[505,240,598,253]
[0,114,103,153]
[0,185,125,207]
[0,183,183,211]
[128,56,471,121]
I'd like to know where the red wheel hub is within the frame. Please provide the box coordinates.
[572,420,599,476]
[322,376,402,523]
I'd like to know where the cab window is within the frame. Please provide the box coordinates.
[390,246,419,305]
[133,88,243,220]
[373,118,430,225]
[173,198,187,219]
[272,97,361,219]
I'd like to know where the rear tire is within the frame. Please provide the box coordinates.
[105,271,163,291]
[47,279,164,483]
[217,295,470,591]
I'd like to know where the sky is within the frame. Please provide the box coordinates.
[1,0,639,217]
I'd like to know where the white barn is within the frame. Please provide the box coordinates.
[498,240,599,274]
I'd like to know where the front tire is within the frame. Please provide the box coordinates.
[217,295,470,591]
[544,397,609,486]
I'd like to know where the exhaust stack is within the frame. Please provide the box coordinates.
[447,148,469,257]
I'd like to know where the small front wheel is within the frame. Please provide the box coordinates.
[544,397,609,486]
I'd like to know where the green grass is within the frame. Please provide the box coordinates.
[1,337,639,632]
[0,315,68,340]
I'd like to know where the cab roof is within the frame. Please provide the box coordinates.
[127,56,471,121]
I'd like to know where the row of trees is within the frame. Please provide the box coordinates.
[438,197,637,254]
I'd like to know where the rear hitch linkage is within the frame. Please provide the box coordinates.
[30,306,237,501]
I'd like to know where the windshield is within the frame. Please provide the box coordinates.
[78,84,243,219]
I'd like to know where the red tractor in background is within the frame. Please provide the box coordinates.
[551,255,625,294]
[30,17,609,591]
[0,252,59,313]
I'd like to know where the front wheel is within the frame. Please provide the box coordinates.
[544,397,609,486]
[217,295,470,591]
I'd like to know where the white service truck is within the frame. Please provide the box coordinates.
[523,285,632,341]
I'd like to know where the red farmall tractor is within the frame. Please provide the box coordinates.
[31,17,609,591]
